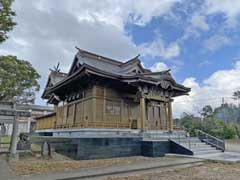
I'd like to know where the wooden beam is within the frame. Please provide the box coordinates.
[165,102,168,131]
[54,105,58,112]
[168,101,173,131]
[140,96,146,130]
[145,95,168,102]
[103,86,106,125]
[92,86,97,122]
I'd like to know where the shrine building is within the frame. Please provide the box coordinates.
[36,48,190,132]
[34,48,192,160]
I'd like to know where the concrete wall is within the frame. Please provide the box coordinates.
[169,140,193,155]
[33,134,192,160]
[53,137,142,160]
[141,141,170,157]
[1,121,30,136]
[52,139,194,159]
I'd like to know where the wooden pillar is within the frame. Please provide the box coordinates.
[165,103,168,130]
[168,100,173,131]
[140,96,146,130]
[103,86,106,127]
[53,105,58,112]
[73,104,76,126]
[92,85,97,123]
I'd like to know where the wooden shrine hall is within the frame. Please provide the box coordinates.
[36,48,190,132]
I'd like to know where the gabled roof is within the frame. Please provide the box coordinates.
[68,47,149,77]
[42,70,67,99]
[44,63,190,97]
[42,48,190,102]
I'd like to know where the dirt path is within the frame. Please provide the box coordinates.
[10,154,180,175]
[104,162,240,180]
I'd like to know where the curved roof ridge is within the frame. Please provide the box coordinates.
[142,69,171,75]
[75,47,122,66]
[120,54,140,67]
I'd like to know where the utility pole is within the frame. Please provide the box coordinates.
[221,97,226,123]
[9,101,19,159]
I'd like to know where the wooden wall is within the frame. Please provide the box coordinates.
[36,84,169,130]
[36,114,56,129]
[37,85,138,130]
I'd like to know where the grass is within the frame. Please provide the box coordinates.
[0,136,11,144]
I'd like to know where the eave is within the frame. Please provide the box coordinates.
[43,64,190,100]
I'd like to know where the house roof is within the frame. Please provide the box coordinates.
[42,70,67,99]
[68,47,150,76]
[42,48,190,101]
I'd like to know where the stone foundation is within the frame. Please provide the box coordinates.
[68,138,141,160]
[33,129,188,159]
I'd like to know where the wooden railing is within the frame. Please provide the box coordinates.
[56,121,131,129]
[172,125,186,131]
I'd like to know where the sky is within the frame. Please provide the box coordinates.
[0,0,240,117]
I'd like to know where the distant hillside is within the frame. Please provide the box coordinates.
[214,104,240,124]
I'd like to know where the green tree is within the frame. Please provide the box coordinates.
[233,90,240,107]
[179,113,202,136]
[224,123,237,139]
[0,0,16,43]
[0,56,40,103]
[201,105,213,118]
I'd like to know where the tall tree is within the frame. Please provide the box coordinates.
[233,90,240,107]
[0,56,40,104]
[201,105,213,118]
[0,0,16,43]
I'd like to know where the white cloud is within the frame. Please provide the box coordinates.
[150,62,169,72]
[205,0,240,27]
[149,60,182,75]
[191,15,209,31]
[0,0,181,104]
[203,35,231,51]
[181,15,209,40]
[32,0,180,31]
[139,38,180,59]
[130,0,181,26]
[198,60,212,67]
[173,61,240,117]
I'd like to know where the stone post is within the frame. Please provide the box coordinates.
[9,102,19,159]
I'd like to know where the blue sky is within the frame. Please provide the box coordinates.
[1,0,240,117]
[128,2,240,83]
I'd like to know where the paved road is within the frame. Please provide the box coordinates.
[195,151,240,162]
[0,157,18,180]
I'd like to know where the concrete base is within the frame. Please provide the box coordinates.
[33,128,188,160]
[36,128,141,138]
[51,137,142,160]
[35,128,186,138]
[142,140,170,157]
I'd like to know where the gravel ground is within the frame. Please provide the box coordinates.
[104,162,240,180]
[9,153,178,175]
